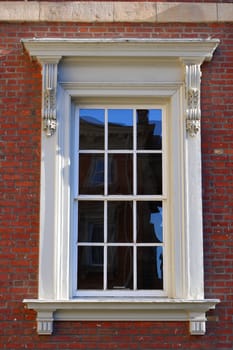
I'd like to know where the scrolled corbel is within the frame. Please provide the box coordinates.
[42,62,58,136]
[185,64,201,137]
[38,56,61,136]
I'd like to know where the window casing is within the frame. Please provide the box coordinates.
[21,38,220,335]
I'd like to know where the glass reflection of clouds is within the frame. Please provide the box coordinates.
[150,205,163,242]
[148,109,162,136]
[108,109,133,126]
[80,109,104,125]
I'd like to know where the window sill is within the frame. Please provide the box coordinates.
[23,297,219,335]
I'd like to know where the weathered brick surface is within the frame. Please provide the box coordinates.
[0,22,233,349]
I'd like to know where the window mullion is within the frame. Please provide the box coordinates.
[104,109,108,291]
[104,200,107,290]
[104,108,108,197]
[133,201,137,290]
[133,109,137,196]
[74,108,80,199]
[133,110,137,290]
[73,108,79,294]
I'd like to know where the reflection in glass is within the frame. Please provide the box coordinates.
[137,247,163,290]
[108,109,133,149]
[137,201,163,243]
[78,246,103,289]
[108,202,133,242]
[79,109,104,150]
[108,154,133,195]
[137,109,162,150]
[78,201,104,242]
[107,246,133,289]
[137,154,162,195]
[79,154,104,194]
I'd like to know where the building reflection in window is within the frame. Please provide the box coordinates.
[137,109,162,150]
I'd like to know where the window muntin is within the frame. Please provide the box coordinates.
[73,107,166,297]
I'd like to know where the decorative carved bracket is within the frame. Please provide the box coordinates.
[189,312,206,335]
[37,309,55,335]
[42,62,58,136]
[39,56,61,136]
[185,64,201,137]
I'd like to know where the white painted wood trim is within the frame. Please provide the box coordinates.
[24,298,219,335]
[22,38,219,64]
[1,2,233,23]
[22,38,220,335]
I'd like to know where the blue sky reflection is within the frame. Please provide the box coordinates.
[108,109,133,126]
[80,109,104,125]
[142,109,162,136]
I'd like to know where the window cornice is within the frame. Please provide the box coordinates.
[22,38,219,64]
[22,38,219,137]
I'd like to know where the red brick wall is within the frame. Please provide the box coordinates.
[0,22,232,349]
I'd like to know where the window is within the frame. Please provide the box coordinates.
[73,107,166,297]
[22,38,220,335]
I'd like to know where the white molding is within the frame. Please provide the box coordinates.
[22,38,219,64]
[61,82,182,99]
[36,308,56,335]
[189,313,206,335]
[41,58,61,136]
[22,38,220,335]
[22,38,219,138]
[24,298,219,335]
[185,64,201,136]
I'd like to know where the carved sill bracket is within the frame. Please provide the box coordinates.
[189,312,207,335]
[185,64,201,137]
[39,56,61,136]
[37,308,55,335]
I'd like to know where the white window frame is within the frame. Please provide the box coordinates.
[21,38,220,336]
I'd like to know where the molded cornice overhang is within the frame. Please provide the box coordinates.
[22,38,219,64]
[0,2,232,23]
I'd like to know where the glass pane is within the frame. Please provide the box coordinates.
[137,154,162,195]
[79,109,104,150]
[108,109,133,149]
[79,154,104,195]
[78,246,103,289]
[78,201,104,242]
[137,247,163,290]
[108,202,133,242]
[108,154,133,195]
[137,109,162,150]
[107,247,133,289]
[137,201,163,243]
